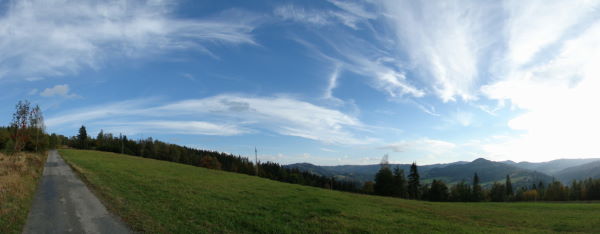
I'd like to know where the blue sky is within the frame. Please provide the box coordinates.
[1,0,600,165]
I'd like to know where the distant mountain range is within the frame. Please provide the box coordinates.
[286,157,600,188]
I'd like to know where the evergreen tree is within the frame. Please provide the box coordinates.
[545,181,568,201]
[505,174,513,198]
[428,180,449,201]
[538,181,545,199]
[374,166,394,196]
[392,167,407,198]
[570,180,582,201]
[77,125,88,149]
[449,180,471,202]
[96,130,104,149]
[490,182,506,202]
[407,162,421,199]
[472,173,483,202]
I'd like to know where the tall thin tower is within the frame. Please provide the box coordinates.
[120,133,124,154]
[255,147,258,176]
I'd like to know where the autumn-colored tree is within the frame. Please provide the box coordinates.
[10,100,31,153]
[200,156,222,170]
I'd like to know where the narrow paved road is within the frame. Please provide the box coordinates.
[23,150,130,234]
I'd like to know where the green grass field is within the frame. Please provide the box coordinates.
[59,149,600,233]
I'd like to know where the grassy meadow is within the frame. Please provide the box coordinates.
[60,149,600,233]
[0,152,46,234]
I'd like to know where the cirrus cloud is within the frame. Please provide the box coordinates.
[0,0,259,80]
[46,94,377,145]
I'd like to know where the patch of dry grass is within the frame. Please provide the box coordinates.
[0,152,46,234]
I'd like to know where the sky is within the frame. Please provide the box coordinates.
[1,0,600,165]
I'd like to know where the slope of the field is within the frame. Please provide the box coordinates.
[59,149,600,233]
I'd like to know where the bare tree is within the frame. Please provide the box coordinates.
[11,100,31,153]
[29,105,45,152]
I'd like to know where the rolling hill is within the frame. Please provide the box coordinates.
[554,160,600,183]
[59,149,600,233]
[502,158,600,176]
[286,161,468,182]
[426,158,553,187]
[288,158,553,188]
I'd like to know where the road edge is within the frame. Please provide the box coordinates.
[58,150,137,233]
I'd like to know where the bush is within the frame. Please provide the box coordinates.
[200,156,222,170]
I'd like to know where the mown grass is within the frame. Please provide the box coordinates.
[60,149,600,233]
[0,152,46,234]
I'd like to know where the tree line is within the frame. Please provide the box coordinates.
[372,162,600,202]
[69,126,361,193]
[8,97,596,203]
[0,100,65,154]
[68,125,600,202]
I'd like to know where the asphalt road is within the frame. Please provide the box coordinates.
[22,150,130,234]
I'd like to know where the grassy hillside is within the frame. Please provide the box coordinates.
[0,152,46,234]
[60,149,600,233]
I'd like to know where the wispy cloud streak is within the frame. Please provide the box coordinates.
[0,0,259,80]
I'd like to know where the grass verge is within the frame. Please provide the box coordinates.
[60,149,600,233]
[0,152,46,234]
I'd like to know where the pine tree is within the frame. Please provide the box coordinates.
[392,167,407,198]
[505,174,513,198]
[374,166,394,196]
[77,125,88,149]
[450,180,471,202]
[472,173,482,202]
[490,182,506,202]
[408,162,421,199]
[504,175,514,199]
[428,180,449,201]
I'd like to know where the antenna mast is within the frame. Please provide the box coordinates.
[120,133,124,154]
[255,147,258,176]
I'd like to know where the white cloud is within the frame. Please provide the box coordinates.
[380,0,498,102]
[380,138,488,164]
[40,84,76,98]
[328,0,376,21]
[45,98,156,127]
[0,0,258,80]
[157,94,374,145]
[46,94,376,145]
[504,0,597,66]
[323,63,342,101]
[382,138,456,153]
[296,37,425,100]
[99,120,247,136]
[274,2,374,29]
[274,5,330,26]
[481,9,600,161]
